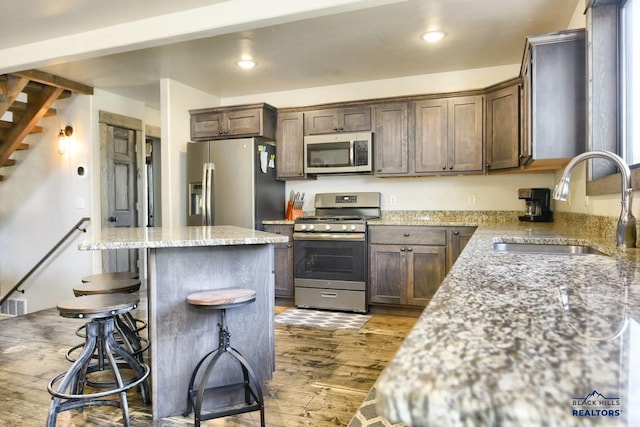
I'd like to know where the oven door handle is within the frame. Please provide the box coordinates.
[293,232,365,241]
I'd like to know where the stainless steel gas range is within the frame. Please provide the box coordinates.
[293,192,381,313]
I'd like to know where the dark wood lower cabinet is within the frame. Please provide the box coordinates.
[369,225,476,309]
[369,244,445,307]
[446,226,476,272]
[263,224,294,299]
[406,245,446,306]
[369,244,404,305]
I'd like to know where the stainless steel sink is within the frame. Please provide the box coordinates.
[493,242,607,256]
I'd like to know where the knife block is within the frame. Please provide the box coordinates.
[285,201,302,220]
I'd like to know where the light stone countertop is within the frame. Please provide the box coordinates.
[78,225,289,250]
[375,223,640,427]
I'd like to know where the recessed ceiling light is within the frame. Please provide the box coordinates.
[237,59,256,69]
[421,30,447,43]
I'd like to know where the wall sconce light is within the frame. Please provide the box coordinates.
[58,125,73,155]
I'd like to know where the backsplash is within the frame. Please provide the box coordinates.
[379,210,621,240]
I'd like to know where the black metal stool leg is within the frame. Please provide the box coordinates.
[47,315,150,426]
[47,322,100,427]
[184,307,265,427]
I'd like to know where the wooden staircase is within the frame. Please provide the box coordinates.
[0,70,93,181]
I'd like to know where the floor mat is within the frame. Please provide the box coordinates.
[274,308,371,330]
[348,386,407,427]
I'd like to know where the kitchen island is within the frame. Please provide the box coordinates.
[78,225,288,419]
[374,220,640,426]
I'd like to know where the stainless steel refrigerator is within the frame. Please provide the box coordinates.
[186,138,284,229]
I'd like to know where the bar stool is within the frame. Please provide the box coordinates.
[184,288,265,427]
[46,293,150,427]
[70,279,149,363]
[78,273,147,337]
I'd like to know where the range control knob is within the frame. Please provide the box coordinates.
[325,224,331,231]
[308,224,315,231]
[350,225,357,231]
[300,224,307,230]
[342,225,348,230]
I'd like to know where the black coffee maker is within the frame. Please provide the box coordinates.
[518,188,553,222]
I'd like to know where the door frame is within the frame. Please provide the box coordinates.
[98,110,145,272]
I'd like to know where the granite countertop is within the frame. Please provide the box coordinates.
[375,222,640,426]
[78,225,289,250]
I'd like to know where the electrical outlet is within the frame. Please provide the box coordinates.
[467,194,477,206]
[389,195,397,207]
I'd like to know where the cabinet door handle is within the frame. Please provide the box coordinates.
[275,230,281,234]
[403,233,410,237]
[400,247,406,251]
[442,166,446,170]
[287,244,292,248]
[453,231,459,235]
[449,166,453,170]
[407,247,413,252]
[377,168,382,173]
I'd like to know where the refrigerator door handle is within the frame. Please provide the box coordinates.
[201,162,208,225]
[207,162,215,226]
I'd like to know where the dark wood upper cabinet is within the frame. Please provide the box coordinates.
[520,29,586,168]
[304,106,371,135]
[372,102,409,176]
[486,83,520,170]
[190,103,277,141]
[275,111,311,180]
[413,96,484,174]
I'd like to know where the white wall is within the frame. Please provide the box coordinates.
[286,173,556,213]
[0,95,94,313]
[224,64,520,108]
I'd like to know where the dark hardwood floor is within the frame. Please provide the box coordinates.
[0,304,416,426]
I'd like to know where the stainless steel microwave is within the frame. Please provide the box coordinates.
[303,132,373,174]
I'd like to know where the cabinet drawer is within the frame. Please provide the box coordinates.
[264,224,294,241]
[368,226,446,245]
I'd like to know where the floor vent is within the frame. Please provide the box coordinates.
[0,298,27,316]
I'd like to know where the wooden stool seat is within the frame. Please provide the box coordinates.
[187,288,256,309]
[81,272,139,283]
[73,279,141,296]
[57,294,140,319]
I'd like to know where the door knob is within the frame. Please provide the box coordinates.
[108,216,118,222]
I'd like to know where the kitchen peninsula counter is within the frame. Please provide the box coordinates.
[79,225,287,419]
[374,218,640,426]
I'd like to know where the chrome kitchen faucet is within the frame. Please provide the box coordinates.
[553,150,636,248]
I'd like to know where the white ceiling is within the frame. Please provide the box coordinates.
[0,0,581,109]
